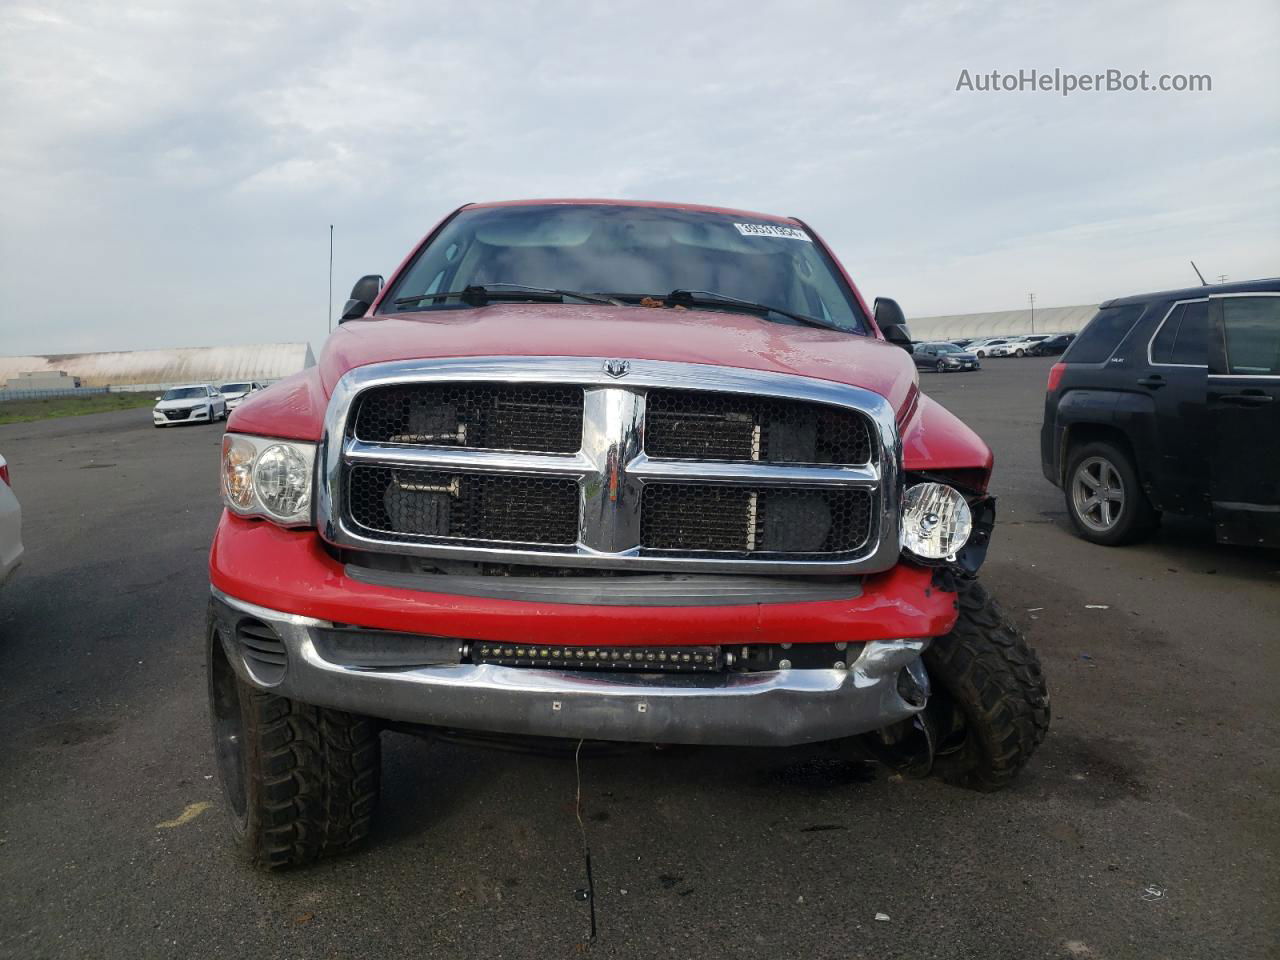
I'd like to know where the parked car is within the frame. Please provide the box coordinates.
[971,338,1015,358]
[991,335,1053,358]
[950,338,976,348]
[207,199,1049,868]
[153,384,227,427]
[913,341,981,373]
[1042,278,1279,547]
[218,381,265,410]
[0,454,22,587]
[1028,333,1075,356]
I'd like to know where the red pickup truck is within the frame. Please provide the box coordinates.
[208,199,1049,868]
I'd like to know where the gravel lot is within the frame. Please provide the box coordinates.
[1,358,1276,960]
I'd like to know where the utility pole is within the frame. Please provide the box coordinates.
[1217,274,1228,284]
[328,225,335,334]
[1029,293,1036,334]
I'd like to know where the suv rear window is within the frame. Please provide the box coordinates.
[1064,303,1145,363]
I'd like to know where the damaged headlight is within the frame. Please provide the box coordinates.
[220,433,316,526]
[901,482,972,561]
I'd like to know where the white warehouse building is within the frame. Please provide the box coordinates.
[908,304,1099,341]
[0,343,314,391]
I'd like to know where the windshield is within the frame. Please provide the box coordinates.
[219,383,250,393]
[934,343,965,354]
[380,204,868,333]
[162,387,206,400]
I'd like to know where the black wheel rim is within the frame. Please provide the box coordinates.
[209,627,248,819]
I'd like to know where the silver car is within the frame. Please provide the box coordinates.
[0,454,22,587]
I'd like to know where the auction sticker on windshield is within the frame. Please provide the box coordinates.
[734,222,812,241]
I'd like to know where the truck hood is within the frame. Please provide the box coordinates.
[319,303,919,416]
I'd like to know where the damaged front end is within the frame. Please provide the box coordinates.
[861,479,998,775]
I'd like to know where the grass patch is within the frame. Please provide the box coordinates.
[0,392,158,425]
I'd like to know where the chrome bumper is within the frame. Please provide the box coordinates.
[211,590,930,747]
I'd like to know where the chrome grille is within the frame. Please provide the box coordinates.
[319,357,901,575]
[640,484,873,555]
[353,382,583,453]
[645,389,873,465]
[347,465,579,546]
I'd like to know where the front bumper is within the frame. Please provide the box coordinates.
[209,513,959,646]
[153,406,211,425]
[211,589,930,747]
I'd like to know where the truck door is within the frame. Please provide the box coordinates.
[1208,291,1280,547]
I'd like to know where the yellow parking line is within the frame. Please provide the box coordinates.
[155,801,212,829]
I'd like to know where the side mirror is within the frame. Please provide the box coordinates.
[874,297,913,353]
[340,274,384,322]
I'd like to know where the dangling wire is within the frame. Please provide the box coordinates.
[574,737,597,941]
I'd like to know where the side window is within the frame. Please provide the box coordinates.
[1065,303,1145,363]
[1222,296,1280,375]
[1151,301,1207,365]
[1170,301,1208,365]
[1151,304,1185,363]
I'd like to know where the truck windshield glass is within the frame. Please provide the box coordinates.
[162,387,207,400]
[380,205,868,333]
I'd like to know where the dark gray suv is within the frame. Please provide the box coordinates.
[1041,278,1280,547]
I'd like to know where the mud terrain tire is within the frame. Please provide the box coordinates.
[207,610,381,869]
[923,579,1049,791]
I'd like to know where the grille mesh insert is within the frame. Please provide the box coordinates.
[347,465,579,546]
[645,390,873,465]
[353,383,584,453]
[640,483,873,555]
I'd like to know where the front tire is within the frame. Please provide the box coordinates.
[1064,440,1158,545]
[1015,348,1025,357]
[207,609,381,869]
[922,580,1050,791]
[935,360,946,373]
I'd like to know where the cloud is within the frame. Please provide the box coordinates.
[0,0,1276,355]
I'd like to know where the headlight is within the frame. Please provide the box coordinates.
[901,482,972,561]
[221,433,316,526]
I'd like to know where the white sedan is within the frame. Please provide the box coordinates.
[0,454,22,588]
[153,384,228,427]
[218,380,265,410]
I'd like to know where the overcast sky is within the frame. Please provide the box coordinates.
[2,0,1277,356]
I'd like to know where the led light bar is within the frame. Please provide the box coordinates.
[474,643,723,672]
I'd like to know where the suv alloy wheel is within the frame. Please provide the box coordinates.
[1065,441,1159,545]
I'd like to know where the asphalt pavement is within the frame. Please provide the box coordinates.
[1,359,1276,959]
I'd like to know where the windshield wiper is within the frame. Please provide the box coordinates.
[609,289,843,333]
[394,283,619,308]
